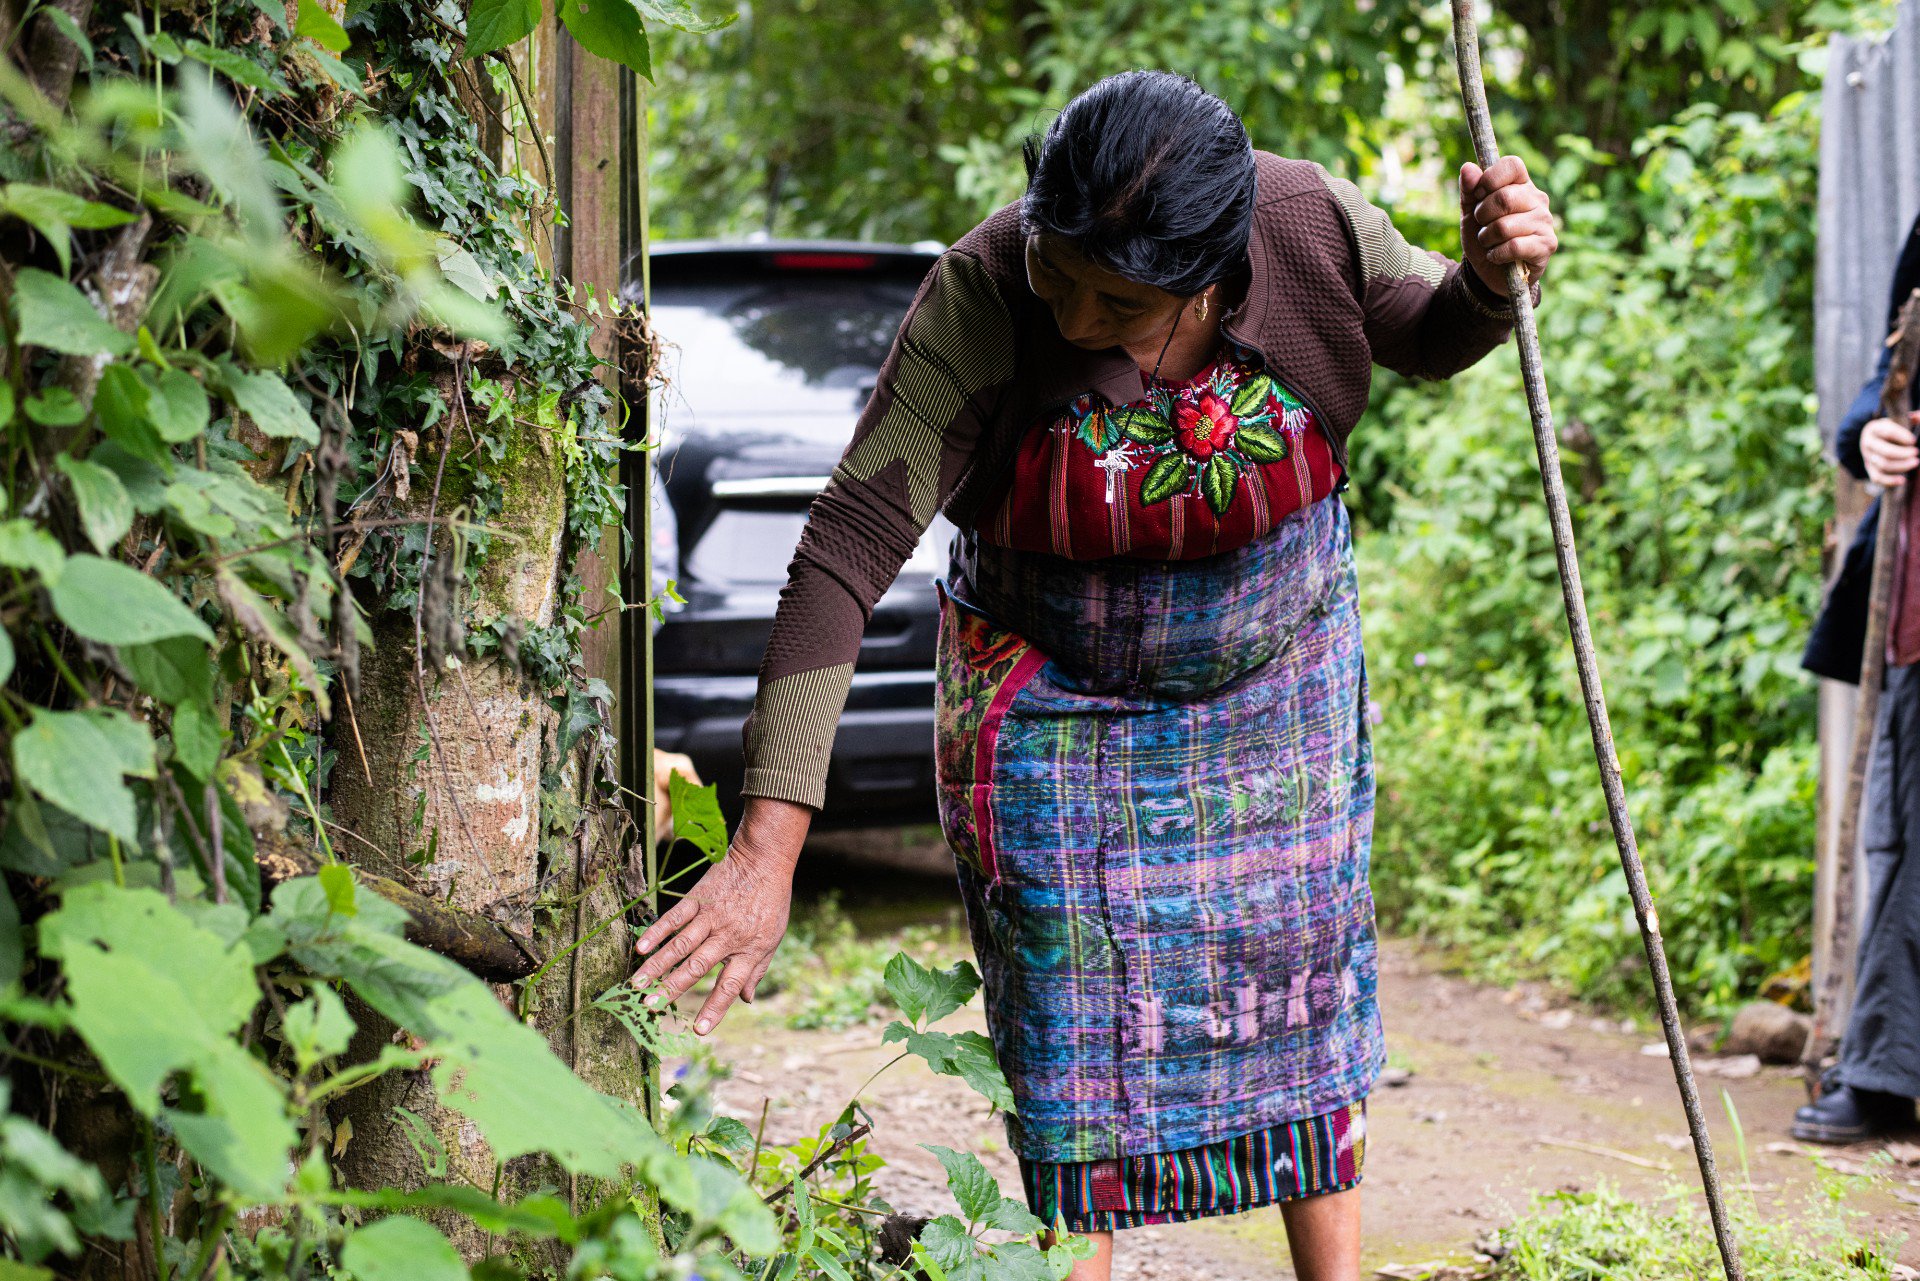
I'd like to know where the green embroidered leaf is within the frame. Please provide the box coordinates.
[1072,409,1116,453]
[1201,454,1240,516]
[1229,372,1275,419]
[1139,453,1191,506]
[1111,405,1172,446]
[1234,422,1290,465]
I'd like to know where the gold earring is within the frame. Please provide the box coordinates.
[1194,296,1209,322]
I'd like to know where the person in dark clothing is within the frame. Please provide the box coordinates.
[1796,212,1920,1144]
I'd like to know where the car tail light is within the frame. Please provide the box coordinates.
[769,252,878,271]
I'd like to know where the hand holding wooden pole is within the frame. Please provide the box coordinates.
[1449,5,1744,1278]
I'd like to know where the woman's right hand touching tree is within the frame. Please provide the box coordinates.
[1862,411,1920,488]
[631,796,812,1036]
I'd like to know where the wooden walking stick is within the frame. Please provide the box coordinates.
[1449,6,1745,1279]
[1801,288,1920,1089]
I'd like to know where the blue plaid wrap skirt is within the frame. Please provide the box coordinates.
[934,495,1383,1171]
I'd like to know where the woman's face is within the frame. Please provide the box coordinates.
[1024,233,1188,352]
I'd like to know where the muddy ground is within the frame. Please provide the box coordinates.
[667,828,1920,1278]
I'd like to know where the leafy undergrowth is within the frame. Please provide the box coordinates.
[1495,1183,1907,1280]
[760,892,963,1031]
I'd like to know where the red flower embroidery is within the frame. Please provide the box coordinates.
[956,611,1025,672]
[1175,392,1237,461]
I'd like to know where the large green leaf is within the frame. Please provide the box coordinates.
[466,0,542,58]
[48,555,214,646]
[559,0,652,79]
[340,1216,467,1281]
[881,1025,1015,1113]
[39,884,295,1197]
[144,367,211,443]
[667,770,727,861]
[220,369,318,444]
[294,0,351,52]
[631,0,736,33]
[1228,372,1275,419]
[0,184,135,275]
[882,953,980,1026]
[92,364,167,461]
[13,709,155,842]
[54,456,133,554]
[923,1144,997,1222]
[1111,405,1172,446]
[1233,421,1289,465]
[11,269,133,357]
[121,636,215,708]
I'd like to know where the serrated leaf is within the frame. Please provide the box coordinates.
[1233,421,1289,464]
[39,884,295,1196]
[924,1145,999,1222]
[221,368,318,444]
[1200,453,1239,516]
[11,269,132,357]
[1138,452,1191,505]
[49,555,214,646]
[917,1216,977,1277]
[667,769,728,861]
[294,0,350,51]
[559,0,652,79]
[0,521,66,585]
[881,1025,1015,1113]
[1228,372,1275,418]
[882,953,980,1026]
[340,1216,466,1281]
[702,1114,755,1153]
[982,1196,1044,1235]
[1111,405,1172,445]
[466,0,542,58]
[55,455,133,554]
[13,708,155,842]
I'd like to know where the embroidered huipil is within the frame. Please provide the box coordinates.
[936,352,1377,1161]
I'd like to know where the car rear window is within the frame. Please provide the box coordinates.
[652,276,926,421]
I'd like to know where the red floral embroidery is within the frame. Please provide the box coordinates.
[1175,392,1238,461]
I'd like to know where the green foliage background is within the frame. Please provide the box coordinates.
[648,0,1895,1016]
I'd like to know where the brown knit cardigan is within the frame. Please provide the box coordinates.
[741,150,1536,809]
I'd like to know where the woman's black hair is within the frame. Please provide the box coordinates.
[1021,70,1256,298]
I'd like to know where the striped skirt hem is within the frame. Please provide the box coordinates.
[1017,1099,1366,1234]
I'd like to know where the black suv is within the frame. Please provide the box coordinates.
[644,240,950,827]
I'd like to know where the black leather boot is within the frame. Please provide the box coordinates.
[1791,1085,1917,1144]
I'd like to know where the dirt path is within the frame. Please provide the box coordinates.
[675,833,1920,1278]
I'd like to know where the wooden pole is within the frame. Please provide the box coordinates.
[1449,6,1744,1279]
[1802,288,1920,1087]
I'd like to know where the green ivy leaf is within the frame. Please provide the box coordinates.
[667,770,727,862]
[1233,421,1289,464]
[54,455,133,554]
[294,0,351,52]
[882,953,981,1026]
[558,0,652,80]
[924,1144,999,1223]
[466,0,542,58]
[1200,453,1239,516]
[11,269,133,357]
[49,555,214,646]
[13,708,155,842]
[1228,372,1275,419]
[1138,452,1191,506]
[0,520,66,585]
[1111,405,1172,446]
[221,369,319,444]
[339,1216,467,1281]
[630,0,737,33]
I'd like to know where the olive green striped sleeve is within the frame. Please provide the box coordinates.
[740,251,1016,811]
